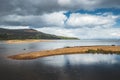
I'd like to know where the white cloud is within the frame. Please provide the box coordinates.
[36,27,76,37]
[66,13,118,28]
[1,0,120,19]
[2,11,120,39]
[41,11,67,26]
[0,25,29,29]
[75,27,120,39]
[36,27,120,39]
[2,11,67,27]
[58,0,71,6]
[111,32,120,37]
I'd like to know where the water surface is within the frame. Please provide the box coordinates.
[0,40,120,80]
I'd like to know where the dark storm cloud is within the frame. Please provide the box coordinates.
[1,0,120,16]
[0,0,60,17]
[0,0,120,28]
[5,0,61,15]
[0,0,16,16]
[99,0,120,8]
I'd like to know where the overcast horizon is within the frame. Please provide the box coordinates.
[0,0,120,39]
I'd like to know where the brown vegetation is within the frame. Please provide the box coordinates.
[8,46,120,60]
[5,39,54,44]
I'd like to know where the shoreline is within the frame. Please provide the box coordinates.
[8,46,120,60]
[4,39,54,44]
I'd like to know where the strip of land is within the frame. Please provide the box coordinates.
[5,39,54,44]
[8,46,120,60]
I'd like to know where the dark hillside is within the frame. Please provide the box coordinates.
[0,28,78,40]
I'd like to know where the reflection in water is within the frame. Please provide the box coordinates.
[1,40,120,80]
[36,54,120,80]
[1,54,120,80]
[40,54,120,67]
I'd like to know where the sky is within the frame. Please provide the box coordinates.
[0,0,120,39]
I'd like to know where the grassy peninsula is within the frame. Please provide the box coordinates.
[8,46,120,60]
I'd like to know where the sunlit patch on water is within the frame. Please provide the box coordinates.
[40,54,120,67]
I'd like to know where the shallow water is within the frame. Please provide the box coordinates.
[0,40,120,80]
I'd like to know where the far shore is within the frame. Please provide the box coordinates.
[8,46,120,60]
[4,39,54,44]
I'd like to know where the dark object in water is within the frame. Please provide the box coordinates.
[64,46,71,48]
[111,45,115,46]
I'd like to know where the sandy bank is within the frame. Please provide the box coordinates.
[8,46,120,60]
[5,39,54,44]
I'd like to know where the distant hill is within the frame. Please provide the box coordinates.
[0,28,79,40]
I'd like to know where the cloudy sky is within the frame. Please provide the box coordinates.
[0,0,120,39]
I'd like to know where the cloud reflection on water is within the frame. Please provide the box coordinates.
[40,54,120,67]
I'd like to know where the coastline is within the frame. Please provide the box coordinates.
[8,46,120,60]
[5,39,54,44]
